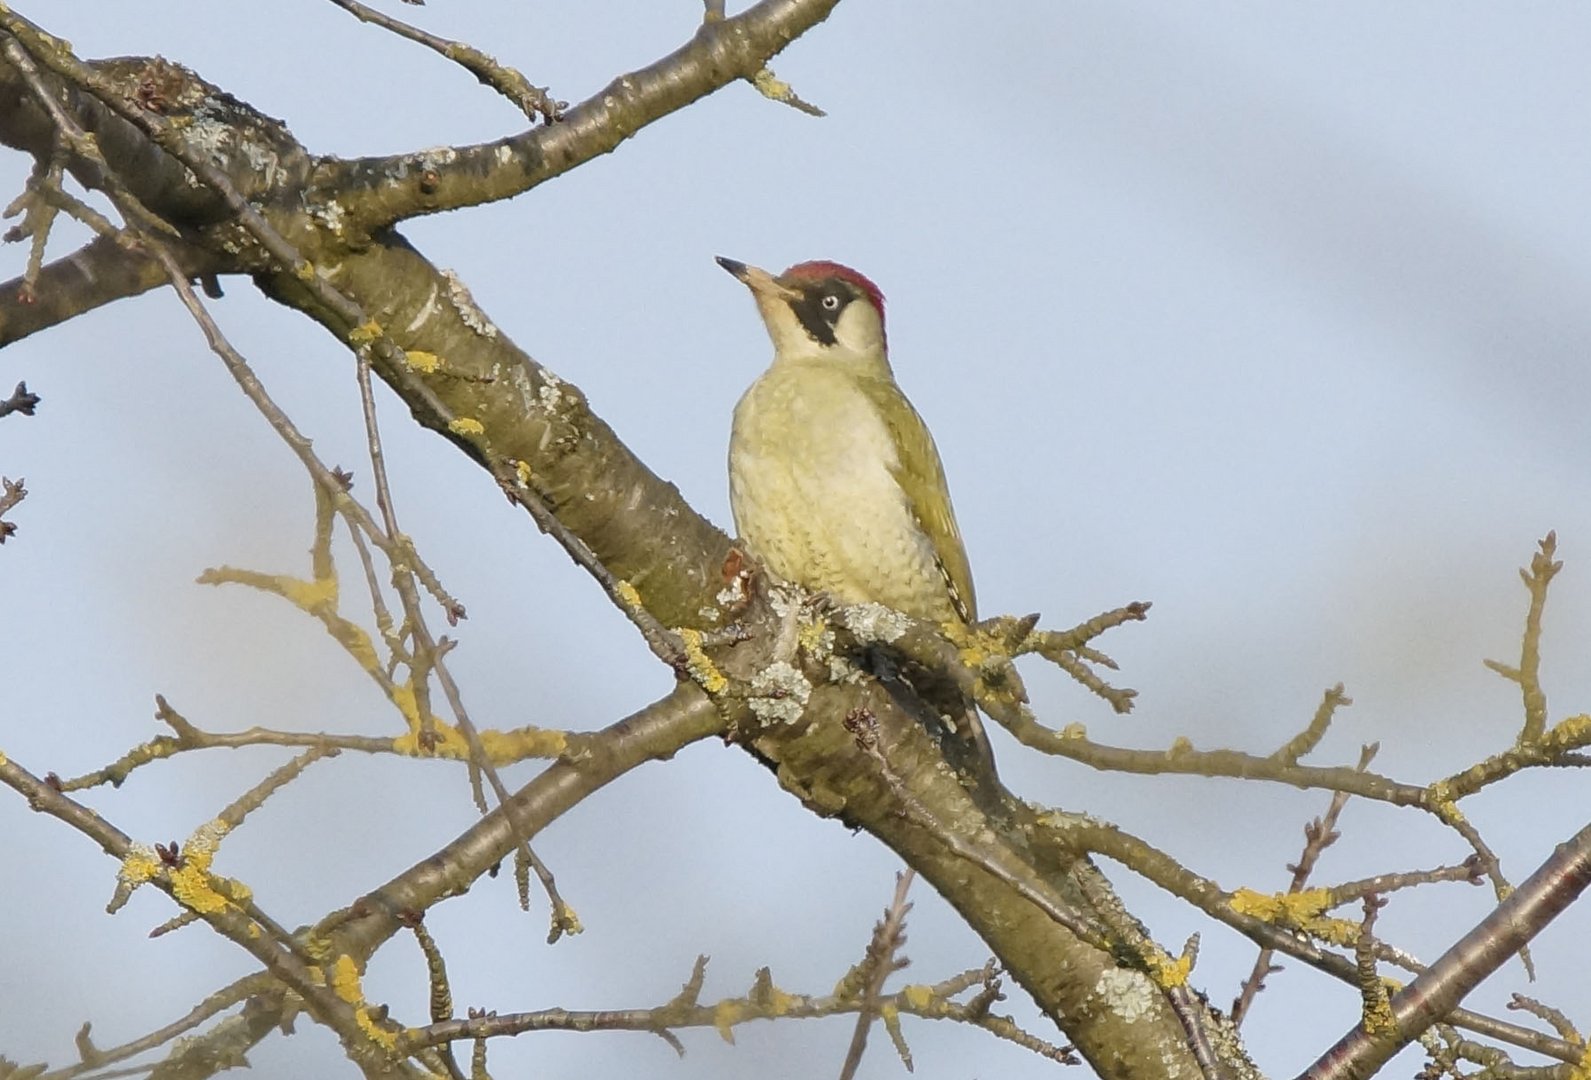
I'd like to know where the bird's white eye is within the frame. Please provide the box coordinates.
[821,294,842,311]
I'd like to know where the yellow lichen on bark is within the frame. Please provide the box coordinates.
[1427,790,1466,827]
[1229,887,1357,946]
[281,573,338,613]
[758,981,796,1016]
[476,726,568,763]
[679,627,728,694]
[614,579,644,612]
[330,954,362,1000]
[1230,886,1330,922]
[330,953,399,1051]
[751,68,794,101]
[1568,1041,1591,1080]
[713,1000,746,1043]
[1144,945,1192,989]
[117,846,162,891]
[167,820,236,916]
[796,616,833,657]
[110,822,255,925]
[447,417,485,437]
[347,319,383,344]
[1547,713,1591,750]
[1361,979,1395,1037]
[390,690,471,758]
[552,901,584,937]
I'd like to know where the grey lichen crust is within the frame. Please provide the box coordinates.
[835,601,910,644]
[442,269,498,338]
[1094,967,1158,1024]
[749,660,812,725]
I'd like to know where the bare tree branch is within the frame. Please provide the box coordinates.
[323,0,842,228]
[1300,819,1591,1080]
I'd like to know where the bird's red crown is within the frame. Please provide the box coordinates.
[781,260,887,321]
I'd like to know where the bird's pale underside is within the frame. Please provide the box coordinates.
[731,362,970,625]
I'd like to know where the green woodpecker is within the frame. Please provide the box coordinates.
[719,256,992,772]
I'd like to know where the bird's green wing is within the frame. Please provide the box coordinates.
[861,377,978,623]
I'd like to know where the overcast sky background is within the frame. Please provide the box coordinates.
[5,3,1591,1077]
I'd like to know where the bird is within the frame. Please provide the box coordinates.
[718,255,994,776]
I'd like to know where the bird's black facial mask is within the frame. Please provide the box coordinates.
[788,281,856,346]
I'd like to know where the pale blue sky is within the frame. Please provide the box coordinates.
[5,4,1591,1077]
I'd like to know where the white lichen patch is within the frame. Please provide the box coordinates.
[1095,967,1156,1023]
[495,144,515,166]
[836,602,909,644]
[766,585,802,621]
[827,656,865,685]
[414,145,460,170]
[183,108,234,167]
[749,661,811,725]
[715,572,747,609]
[309,197,347,238]
[443,269,498,338]
[190,102,282,186]
[538,371,565,411]
[1034,807,1102,830]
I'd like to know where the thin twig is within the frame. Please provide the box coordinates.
[1271,685,1352,766]
[1483,533,1558,744]
[401,948,1072,1065]
[1232,744,1373,1025]
[325,0,565,124]
[0,380,41,418]
[35,975,270,1080]
[837,870,915,1080]
[0,474,26,543]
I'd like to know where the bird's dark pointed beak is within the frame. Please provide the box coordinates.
[716,256,800,301]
